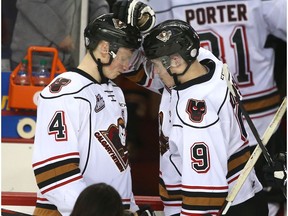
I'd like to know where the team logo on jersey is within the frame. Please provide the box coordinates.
[94,118,128,172]
[186,99,206,123]
[95,94,105,112]
[49,77,71,93]
[156,30,172,42]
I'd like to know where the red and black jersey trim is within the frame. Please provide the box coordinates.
[33,157,80,190]
[182,190,227,211]
[227,145,250,179]
[242,91,281,114]
[159,177,182,202]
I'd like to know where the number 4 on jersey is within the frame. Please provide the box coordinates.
[48,111,68,141]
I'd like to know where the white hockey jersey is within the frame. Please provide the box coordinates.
[168,58,262,215]
[32,68,138,215]
[126,48,262,215]
[147,0,287,146]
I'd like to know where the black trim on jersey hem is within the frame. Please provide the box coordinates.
[182,190,227,198]
[35,202,58,210]
[160,196,182,202]
[123,204,131,210]
[182,204,221,211]
[168,190,182,196]
[174,59,215,91]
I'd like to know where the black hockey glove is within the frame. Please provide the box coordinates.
[112,0,155,34]
[136,205,156,216]
[263,152,287,188]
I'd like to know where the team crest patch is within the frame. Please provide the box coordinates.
[112,18,127,29]
[49,77,71,93]
[156,30,172,42]
[95,94,105,112]
[186,99,206,123]
[94,118,128,172]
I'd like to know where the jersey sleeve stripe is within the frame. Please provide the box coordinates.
[227,146,250,179]
[182,191,227,211]
[243,91,281,114]
[181,210,219,216]
[41,175,83,194]
[32,152,80,168]
[181,185,228,191]
[33,158,80,176]
[122,198,131,210]
[37,168,81,189]
[33,153,82,194]
[159,180,182,201]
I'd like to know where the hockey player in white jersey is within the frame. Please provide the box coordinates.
[31,13,148,216]
[141,19,268,216]
[142,0,287,214]
[123,47,230,215]
[112,1,269,215]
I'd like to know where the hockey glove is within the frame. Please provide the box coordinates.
[136,205,156,216]
[263,152,287,188]
[113,0,156,34]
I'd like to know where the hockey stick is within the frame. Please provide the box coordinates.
[219,64,287,215]
[222,64,273,166]
[220,96,286,215]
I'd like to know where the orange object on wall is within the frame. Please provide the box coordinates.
[8,46,66,110]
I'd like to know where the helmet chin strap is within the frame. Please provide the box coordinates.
[89,50,114,84]
[167,61,192,86]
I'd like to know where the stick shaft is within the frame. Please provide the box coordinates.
[221,97,287,215]
[223,64,273,165]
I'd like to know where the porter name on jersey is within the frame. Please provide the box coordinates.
[186,3,248,25]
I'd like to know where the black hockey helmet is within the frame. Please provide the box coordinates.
[84,13,142,52]
[143,19,200,63]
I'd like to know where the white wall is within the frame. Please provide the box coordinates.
[1,143,37,214]
[2,143,38,192]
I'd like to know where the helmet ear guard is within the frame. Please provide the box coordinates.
[190,48,198,58]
